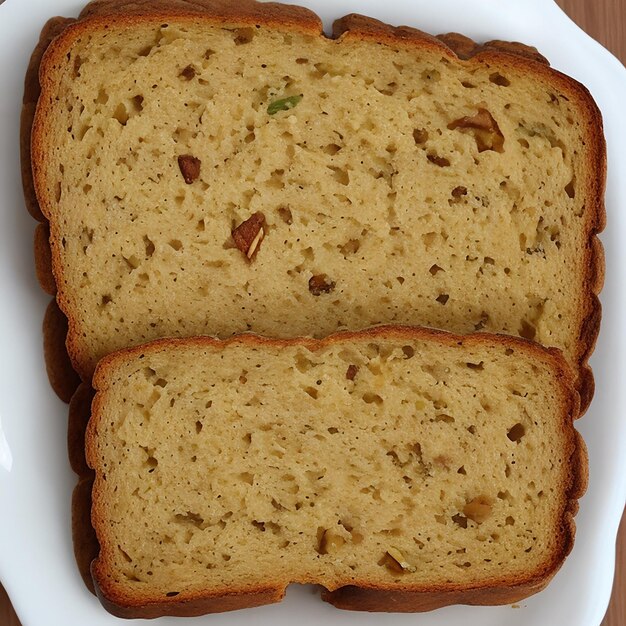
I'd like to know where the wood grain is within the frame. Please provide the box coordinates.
[0,0,623,624]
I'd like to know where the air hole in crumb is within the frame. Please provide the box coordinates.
[168,239,183,251]
[518,320,536,341]
[113,103,129,125]
[435,414,455,423]
[466,361,484,370]
[339,239,361,256]
[328,166,350,185]
[96,89,109,105]
[489,73,510,87]
[429,264,444,275]
[118,546,132,562]
[124,255,140,270]
[233,27,254,45]
[277,206,293,224]
[143,236,155,257]
[565,179,576,198]
[323,143,342,155]
[362,392,384,405]
[436,294,449,305]
[132,95,144,112]
[304,387,319,399]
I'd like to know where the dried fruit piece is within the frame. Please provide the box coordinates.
[384,547,416,573]
[448,109,505,152]
[451,186,468,199]
[177,155,201,184]
[346,364,358,380]
[427,153,450,167]
[179,65,196,80]
[232,212,266,260]
[309,274,335,296]
[267,94,303,115]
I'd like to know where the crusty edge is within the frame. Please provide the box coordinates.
[22,16,80,403]
[22,16,76,222]
[72,475,98,595]
[43,299,81,403]
[34,222,56,295]
[68,381,96,475]
[29,1,605,402]
[68,382,104,595]
[85,325,584,617]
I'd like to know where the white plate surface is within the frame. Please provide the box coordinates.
[1,1,625,625]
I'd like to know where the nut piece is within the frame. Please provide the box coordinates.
[448,109,504,153]
[384,547,416,573]
[309,274,335,296]
[346,364,358,381]
[177,155,201,184]
[318,529,346,555]
[463,496,493,523]
[232,212,266,260]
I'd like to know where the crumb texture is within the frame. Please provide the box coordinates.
[37,19,595,377]
[88,333,577,604]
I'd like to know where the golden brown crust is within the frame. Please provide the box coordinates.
[68,383,99,595]
[93,574,285,618]
[68,382,95,475]
[85,324,584,617]
[436,32,549,65]
[322,577,550,611]
[28,0,605,407]
[34,223,56,295]
[43,299,81,403]
[77,0,323,31]
[72,476,98,594]
[22,17,79,402]
[22,16,75,222]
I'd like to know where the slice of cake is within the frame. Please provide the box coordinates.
[86,326,586,617]
[30,1,604,409]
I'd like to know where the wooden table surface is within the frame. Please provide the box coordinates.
[1,0,624,624]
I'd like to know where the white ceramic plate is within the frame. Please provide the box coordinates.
[1,0,625,624]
